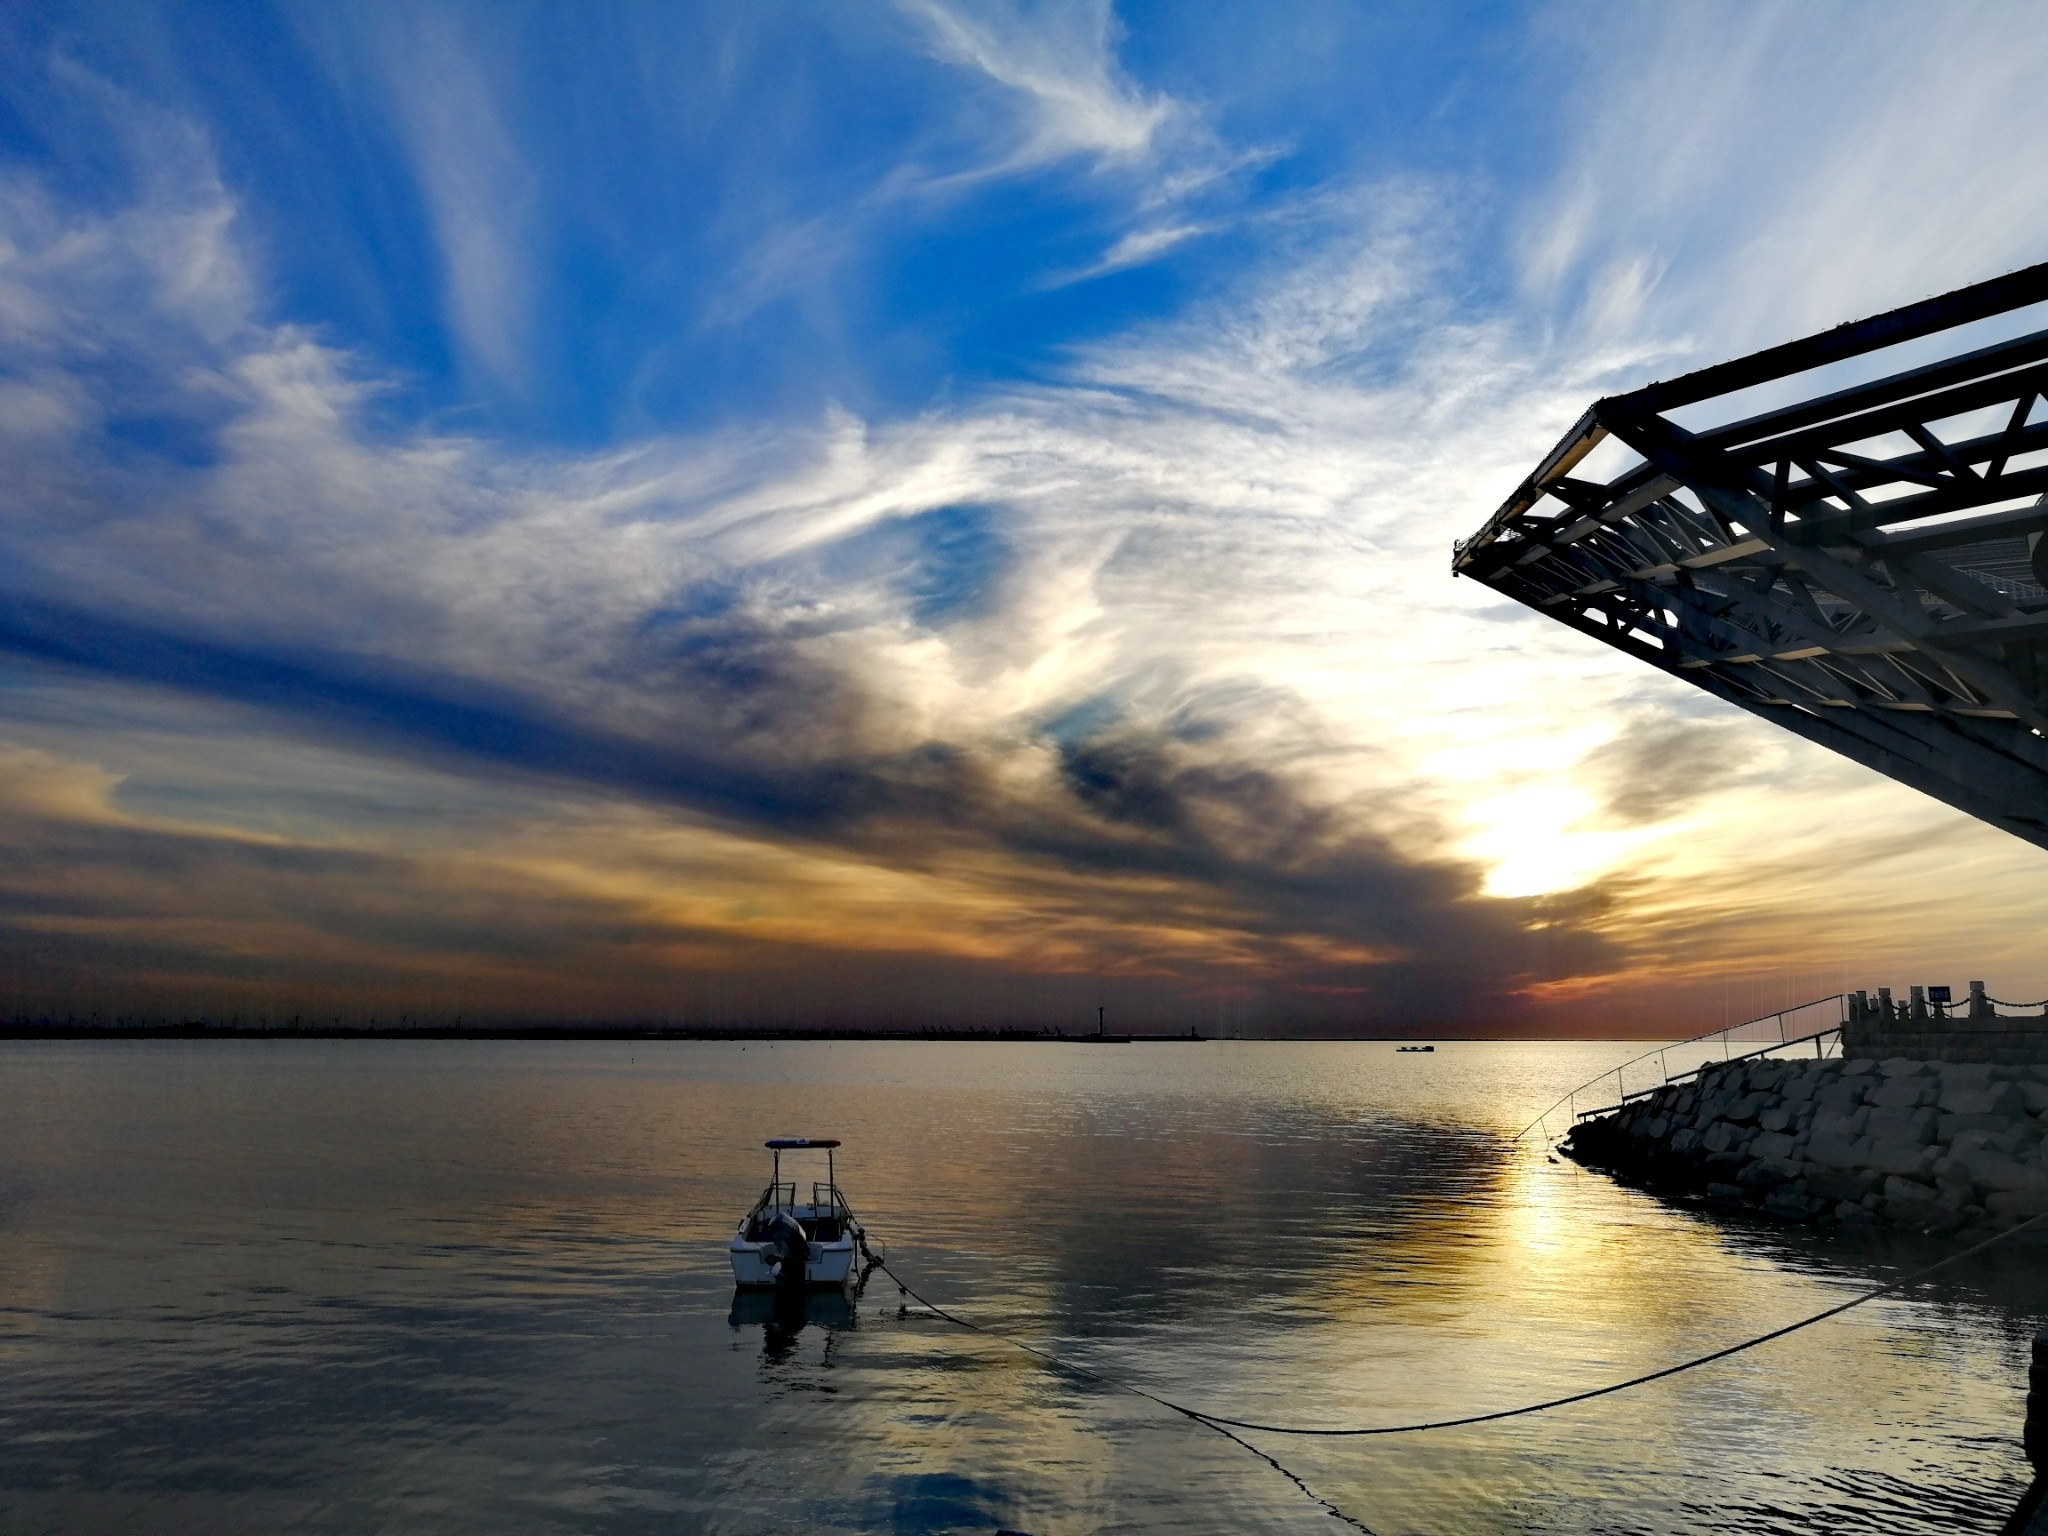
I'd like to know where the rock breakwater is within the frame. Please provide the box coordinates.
[1562,1054,2048,1238]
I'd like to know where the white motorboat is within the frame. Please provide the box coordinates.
[729,1137,870,1290]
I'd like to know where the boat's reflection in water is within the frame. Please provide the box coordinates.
[727,1261,879,1363]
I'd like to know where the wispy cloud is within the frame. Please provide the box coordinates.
[1041,220,1212,287]
[302,9,539,401]
[898,0,1177,170]
[887,0,1277,257]
[3,2,2047,1029]
[1521,0,2048,357]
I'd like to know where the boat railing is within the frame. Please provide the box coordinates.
[758,1179,852,1208]
[812,1181,858,1221]
[1516,994,1849,1144]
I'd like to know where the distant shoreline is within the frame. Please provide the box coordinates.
[0,1023,1511,1043]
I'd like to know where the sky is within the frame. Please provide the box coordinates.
[2,0,2047,1035]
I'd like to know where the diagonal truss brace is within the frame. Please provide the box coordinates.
[1455,262,2048,848]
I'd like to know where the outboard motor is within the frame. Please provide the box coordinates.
[754,1209,810,1291]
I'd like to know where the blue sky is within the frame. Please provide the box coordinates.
[0,0,1551,442]
[3,1,2047,1031]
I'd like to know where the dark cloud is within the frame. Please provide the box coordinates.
[0,589,850,827]
[0,585,1624,1027]
[990,725,1624,1024]
[0,791,1612,1033]
[1581,714,1751,827]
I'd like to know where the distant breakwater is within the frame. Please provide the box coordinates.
[1563,1055,2048,1239]
[0,1021,1216,1042]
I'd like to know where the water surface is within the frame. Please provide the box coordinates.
[1,1039,2041,1534]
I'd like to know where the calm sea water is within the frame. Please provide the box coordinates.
[0,1039,2041,1535]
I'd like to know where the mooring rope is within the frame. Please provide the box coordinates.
[879,1208,2046,1440]
[873,1255,1376,1531]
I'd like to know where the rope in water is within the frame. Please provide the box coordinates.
[879,1207,2047,1439]
[869,1253,1376,1532]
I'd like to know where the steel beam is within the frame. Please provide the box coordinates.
[1454,263,2048,849]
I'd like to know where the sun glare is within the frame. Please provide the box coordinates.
[1461,783,1653,899]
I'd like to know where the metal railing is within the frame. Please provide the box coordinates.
[752,1179,855,1216]
[1517,994,1848,1144]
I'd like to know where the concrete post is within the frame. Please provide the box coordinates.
[1910,985,1928,1024]
[1878,986,1894,1023]
[1971,981,1991,1021]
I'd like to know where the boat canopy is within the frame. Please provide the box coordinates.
[765,1137,840,1149]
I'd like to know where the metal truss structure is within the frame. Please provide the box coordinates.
[1455,263,2048,849]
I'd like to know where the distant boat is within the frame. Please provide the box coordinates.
[1396,1044,1435,1053]
[729,1138,870,1290]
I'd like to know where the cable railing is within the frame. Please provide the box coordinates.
[1516,995,1849,1144]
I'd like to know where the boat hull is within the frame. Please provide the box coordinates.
[729,1235,859,1290]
